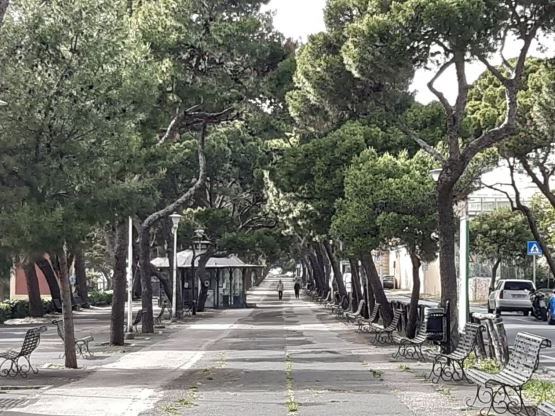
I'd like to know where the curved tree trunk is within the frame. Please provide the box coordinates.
[359,254,374,319]
[162,218,183,318]
[307,251,324,295]
[360,252,392,324]
[315,243,330,293]
[35,257,62,311]
[407,250,422,338]
[349,257,362,312]
[138,125,207,333]
[74,248,89,308]
[22,261,44,317]
[489,258,501,294]
[110,222,127,346]
[57,245,77,369]
[323,240,347,298]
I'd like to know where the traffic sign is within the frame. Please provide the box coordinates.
[527,241,543,256]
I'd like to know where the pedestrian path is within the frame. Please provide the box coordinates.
[144,275,468,416]
[2,276,473,415]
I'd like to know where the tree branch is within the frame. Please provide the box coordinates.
[399,124,446,163]
[143,123,208,229]
[427,59,454,114]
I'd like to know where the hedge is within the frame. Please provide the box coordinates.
[0,299,55,324]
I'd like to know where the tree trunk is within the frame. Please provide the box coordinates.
[349,257,363,312]
[22,261,44,317]
[137,125,207,332]
[359,255,374,318]
[323,240,347,297]
[307,251,324,294]
[315,243,331,293]
[490,258,501,294]
[437,179,459,345]
[360,252,392,324]
[138,225,154,333]
[74,248,89,308]
[35,257,62,311]
[110,222,127,346]
[132,267,141,298]
[407,251,422,338]
[57,246,77,368]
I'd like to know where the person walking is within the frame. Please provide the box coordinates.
[294,279,301,299]
[277,279,284,300]
[548,289,555,325]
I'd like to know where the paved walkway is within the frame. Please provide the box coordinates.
[1,277,477,415]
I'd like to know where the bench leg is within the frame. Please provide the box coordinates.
[483,385,531,416]
[0,356,38,378]
[466,385,493,410]
[0,358,17,377]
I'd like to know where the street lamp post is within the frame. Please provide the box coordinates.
[429,169,470,328]
[190,229,205,316]
[169,213,182,322]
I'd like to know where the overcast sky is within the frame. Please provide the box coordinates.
[266,0,553,104]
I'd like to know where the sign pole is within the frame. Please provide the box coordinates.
[126,216,134,338]
[533,255,536,287]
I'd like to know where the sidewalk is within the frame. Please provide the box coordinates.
[0,279,500,415]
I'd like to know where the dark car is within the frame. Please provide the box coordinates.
[382,275,396,289]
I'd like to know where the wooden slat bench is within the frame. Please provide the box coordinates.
[427,322,483,383]
[367,309,402,344]
[358,303,381,332]
[466,332,551,416]
[537,402,555,416]
[393,315,429,360]
[0,326,47,377]
[345,300,365,324]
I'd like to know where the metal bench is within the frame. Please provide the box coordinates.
[345,300,365,324]
[0,326,47,377]
[393,315,429,360]
[358,303,381,332]
[52,319,94,358]
[367,308,402,344]
[427,322,482,383]
[329,294,345,315]
[466,332,551,416]
[537,402,555,416]
[335,296,351,320]
[155,302,169,326]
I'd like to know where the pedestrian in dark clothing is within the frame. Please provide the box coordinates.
[294,280,301,299]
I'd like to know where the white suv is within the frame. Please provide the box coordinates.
[488,279,535,315]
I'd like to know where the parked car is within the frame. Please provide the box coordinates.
[488,279,535,315]
[382,275,396,289]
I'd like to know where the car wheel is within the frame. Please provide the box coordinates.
[495,308,501,316]
[523,310,530,316]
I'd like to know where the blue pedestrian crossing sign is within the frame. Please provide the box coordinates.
[527,241,543,256]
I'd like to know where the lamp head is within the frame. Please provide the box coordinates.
[194,228,205,240]
[169,213,182,229]
[429,168,442,183]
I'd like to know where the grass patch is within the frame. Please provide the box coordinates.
[285,354,299,413]
[523,379,555,404]
[464,353,501,373]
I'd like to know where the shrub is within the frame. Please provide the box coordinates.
[89,290,112,306]
[0,302,11,323]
